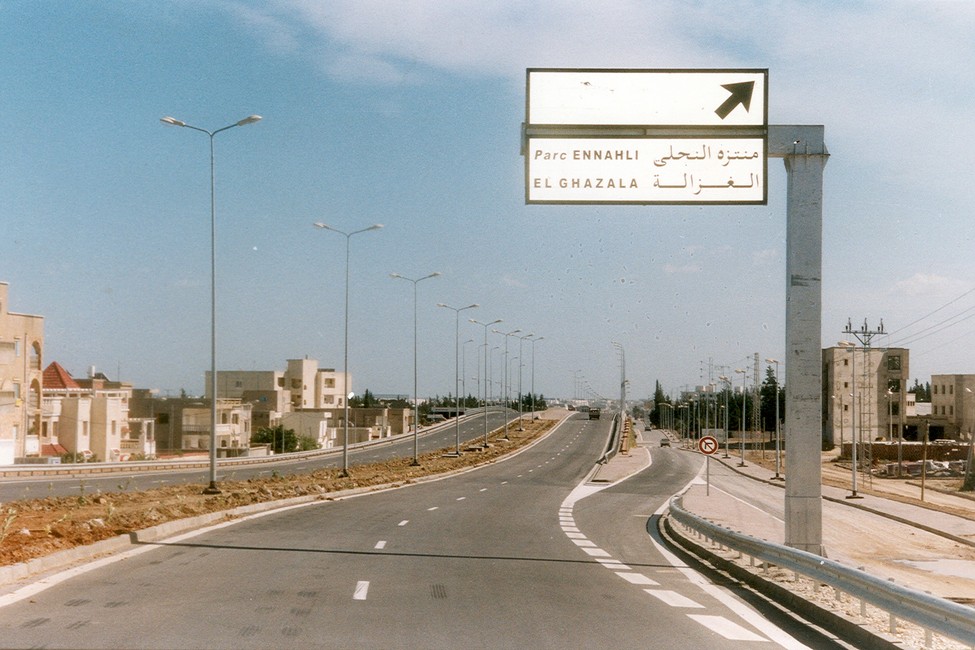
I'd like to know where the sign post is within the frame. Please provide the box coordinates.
[522,70,827,554]
[699,435,719,495]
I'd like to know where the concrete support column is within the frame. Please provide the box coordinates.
[771,127,828,554]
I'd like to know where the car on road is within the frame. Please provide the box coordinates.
[659,437,670,447]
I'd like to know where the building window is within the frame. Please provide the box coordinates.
[950,385,954,395]
[887,355,901,371]
[843,358,848,366]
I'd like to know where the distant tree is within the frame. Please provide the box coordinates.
[910,379,931,402]
[649,380,668,426]
[760,365,784,433]
[251,425,298,454]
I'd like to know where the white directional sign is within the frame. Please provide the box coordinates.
[524,68,768,205]
[528,69,767,127]
[527,136,765,204]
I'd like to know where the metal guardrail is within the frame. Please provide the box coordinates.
[668,494,975,647]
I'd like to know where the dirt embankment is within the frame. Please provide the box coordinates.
[0,419,556,567]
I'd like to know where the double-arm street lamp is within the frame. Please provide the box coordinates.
[438,303,479,455]
[529,336,544,420]
[494,327,521,440]
[517,333,535,430]
[391,272,441,466]
[735,368,748,467]
[160,114,262,494]
[315,222,384,477]
[471,318,502,447]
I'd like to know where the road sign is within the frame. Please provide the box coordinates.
[699,436,719,455]
[527,136,765,204]
[524,68,768,205]
[527,69,767,127]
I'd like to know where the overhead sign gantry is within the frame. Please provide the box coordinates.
[524,68,768,204]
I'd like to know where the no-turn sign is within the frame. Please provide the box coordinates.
[699,436,719,455]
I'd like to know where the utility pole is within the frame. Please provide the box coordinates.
[843,318,885,494]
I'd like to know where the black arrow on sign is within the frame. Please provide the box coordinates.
[714,81,755,119]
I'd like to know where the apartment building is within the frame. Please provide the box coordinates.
[207,358,350,410]
[41,362,155,461]
[822,346,909,447]
[0,282,44,464]
[929,374,975,441]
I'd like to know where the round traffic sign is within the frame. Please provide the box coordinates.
[699,436,719,455]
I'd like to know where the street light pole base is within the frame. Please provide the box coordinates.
[845,492,863,499]
[771,474,785,482]
[410,460,421,467]
[738,462,747,467]
[442,451,462,458]
[202,483,221,495]
[339,469,351,479]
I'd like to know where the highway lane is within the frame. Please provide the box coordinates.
[0,415,833,649]
[0,410,515,502]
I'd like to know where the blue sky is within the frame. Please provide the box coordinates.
[3,1,975,401]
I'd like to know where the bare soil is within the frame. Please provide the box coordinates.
[0,418,555,568]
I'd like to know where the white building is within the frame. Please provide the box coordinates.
[0,282,44,464]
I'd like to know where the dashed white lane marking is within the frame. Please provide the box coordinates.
[374,541,387,550]
[643,589,703,608]
[582,547,611,557]
[456,496,466,501]
[353,581,370,601]
[479,488,487,492]
[686,615,768,642]
[501,481,508,485]
[427,507,439,511]
[572,539,597,547]
[398,520,409,526]
[564,531,585,539]
[616,572,659,586]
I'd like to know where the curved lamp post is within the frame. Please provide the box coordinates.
[161,114,262,495]
[438,303,478,455]
[315,222,384,476]
[471,318,502,447]
[391,272,440,465]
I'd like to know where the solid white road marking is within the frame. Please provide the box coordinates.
[374,541,387,550]
[643,589,703,608]
[353,581,370,600]
[686,615,768,642]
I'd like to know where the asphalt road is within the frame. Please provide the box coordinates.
[0,410,515,503]
[0,415,853,649]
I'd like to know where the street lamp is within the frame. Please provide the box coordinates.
[517,333,535,430]
[390,272,441,466]
[438,302,479,455]
[766,358,783,481]
[315,222,384,477]
[161,113,262,494]
[718,375,732,458]
[529,336,544,420]
[735,368,748,467]
[494,327,522,440]
[471,318,502,448]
